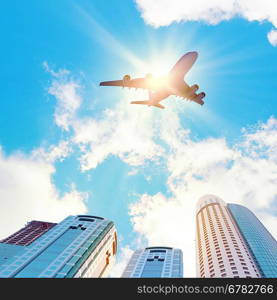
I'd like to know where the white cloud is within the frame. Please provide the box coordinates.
[32,140,72,163]
[49,80,82,131]
[135,0,277,46]
[45,63,82,131]
[43,61,70,78]
[128,169,139,176]
[0,148,88,240]
[109,246,134,277]
[129,116,277,277]
[240,116,277,162]
[129,193,197,276]
[268,29,277,46]
[72,101,165,171]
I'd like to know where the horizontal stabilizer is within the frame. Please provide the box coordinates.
[153,103,165,109]
[130,101,150,105]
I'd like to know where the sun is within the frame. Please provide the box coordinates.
[135,51,180,78]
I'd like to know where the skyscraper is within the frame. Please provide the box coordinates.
[0,215,117,278]
[196,195,261,278]
[1,220,56,246]
[121,247,183,278]
[228,203,277,278]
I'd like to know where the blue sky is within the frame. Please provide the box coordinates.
[0,0,276,277]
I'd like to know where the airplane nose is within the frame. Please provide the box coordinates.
[190,51,198,58]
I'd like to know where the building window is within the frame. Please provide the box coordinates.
[78,218,95,222]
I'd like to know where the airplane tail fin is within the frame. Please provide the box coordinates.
[130,101,165,109]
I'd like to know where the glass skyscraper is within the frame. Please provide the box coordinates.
[121,247,183,278]
[228,204,277,278]
[0,215,117,278]
[196,194,277,278]
[196,195,261,278]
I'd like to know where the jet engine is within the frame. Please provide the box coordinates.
[123,75,131,85]
[199,92,206,99]
[190,84,199,92]
[193,92,205,105]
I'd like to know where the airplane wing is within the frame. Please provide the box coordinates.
[174,89,205,105]
[169,51,198,81]
[180,92,205,105]
[188,92,205,105]
[100,77,151,90]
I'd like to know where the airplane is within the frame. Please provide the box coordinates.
[99,51,205,109]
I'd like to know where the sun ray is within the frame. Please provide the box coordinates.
[74,5,147,71]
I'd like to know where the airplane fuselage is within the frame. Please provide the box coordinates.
[148,81,190,106]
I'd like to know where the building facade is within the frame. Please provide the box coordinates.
[196,195,261,278]
[228,204,277,278]
[1,221,56,246]
[121,247,183,278]
[0,215,117,278]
